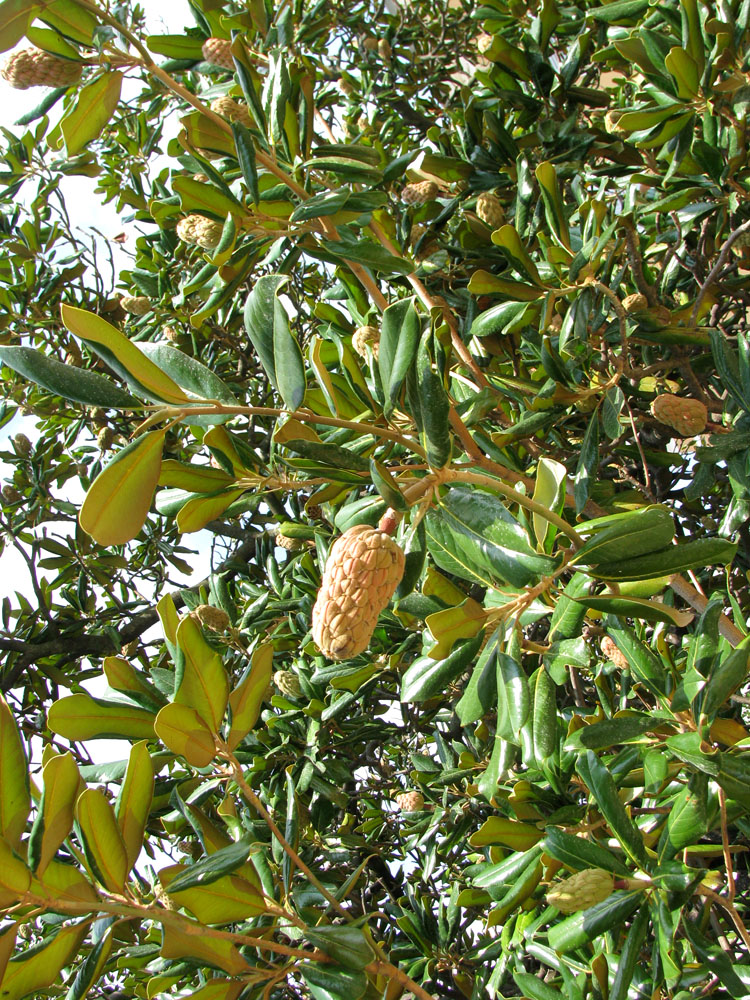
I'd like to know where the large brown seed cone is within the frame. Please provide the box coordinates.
[202,37,235,71]
[311,524,405,660]
[209,96,252,127]
[176,214,223,250]
[1,48,82,90]
[651,393,707,437]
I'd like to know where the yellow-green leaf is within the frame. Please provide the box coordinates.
[103,656,160,705]
[0,694,29,849]
[466,269,544,300]
[227,643,273,750]
[61,304,190,403]
[176,487,247,534]
[33,858,99,906]
[468,817,544,850]
[532,457,566,553]
[79,430,166,546]
[160,865,266,924]
[115,741,154,871]
[0,923,88,1000]
[665,45,700,99]
[47,693,156,741]
[175,615,230,732]
[158,459,234,491]
[0,925,17,984]
[75,788,129,892]
[180,980,243,1000]
[490,225,544,285]
[425,599,487,660]
[37,751,82,876]
[154,703,217,768]
[173,176,245,216]
[161,920,250,976]
[60,71,123,156]
[0,838,30,898]
[0,0,39,53]
[157,592,180,646]
[39,0,99,44]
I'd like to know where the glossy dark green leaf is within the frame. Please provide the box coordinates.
[138,344,237,425]
[548,891,643,952]
[243,274,306,410]
[530,667,556,763]
[566,714,657,752]
[400,634,484,703]
[574,410,599,513]
[589,538,737,581]
[408,331,451,469]
[304,926,374,971]
[666,775,707,851]
[682,922,749,998]
[165,838,252,893]
[369,459,407,510]
[457,635,500,726]
[496,652,530,743]
[574,506,674,565]
[603,619,667,697]
[0,346,136,408]
[425,487,558,590]
[699,640,750,722]
[548,572,590,641]
[282,439,370,473]
[379,297,421,417]
[290,188,351,223]
[299,962,368,1000]
[232,122,259,204]
[543,827,631,876]
[577,750,648,867]
[573,595,691,626]
[609,907,650,1000]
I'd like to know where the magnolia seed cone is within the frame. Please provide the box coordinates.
[209,96,251,127]
[353,325,380,360]
[600,635,628,670]
[401,181,439,206]
[311,524,405,660]
[176,215,223,251]
[202,37,235,70]
[120,295,152,316]
[622,292,648,313]
[274,669,302,698]
[546,869,614,913]
[395,791,424,812]
[1,48,82,89]
[652,393,707,436]
[194,604,230,631]
[476,192,505,229]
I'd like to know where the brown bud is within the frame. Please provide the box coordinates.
[362,37,378,52]
[401,181,439,206]
[1,47,82,90]
[311,524,405,660]
[194,604,231,632]
[176,214,224,250]
[377,38,392,62]
[120,295,152,316]
[547,869,614,913]
[651,394,707,437]
[163,326,180,342]
[622,292,648,314]
[395,791,424,812]
[306,504,323,520]
[202,37,234,71]
[475,192,505,229]
[276,532,304,552]
[274,669,302,698]
[2,485,22,503]
[97,426,114,451]
[352,324,380,360]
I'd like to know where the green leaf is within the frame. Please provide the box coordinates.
[0,346,137,408]
[154,703,216,768]
[609,907,650,1000]
[0,0,39,53]
[138,346,237,421]
[0,693,29,849]
[79,430,166,546]
[566,713,658,752]
[75,788,128,892]
[425,486,558,590]
[603,620,667,697]
[589,537,737,580]
[63,926,113,1000]
[548,891,643,952]
[0,837,31,899]
[58,71,122,155]
[490,225,543,284]
[530,667,557,763]
[496,652,529,743]
[665,45,700,99]
[700,640,750,722]
[574,595,693,627]
[243,274,306,410]
[370,459,407,510]
[115,741,154,872]
[574,506,675,565]
[408,331,452,468]
[30,752,81,876]
[666,776,707,850]
[174,615,230,733]
[47,693,157,741]
[299,963,368,1000]
[543,826,631,876]
[39,0,97,44]
[146,33,205,58]
[379,296,421,418]
[532,458,566,552]
[574,410,599,513]
[456,633,499,725]
[161,920,250,976]
[400,634,484,703]
[165,838,254,893]
[0,924,88,1000]
[469,817,544,850]
[535,162,571,251]
[61,305,190,404]
[304,926,374,971]
[577,750,648,867]
[548,572,590,641]
[227,643,273,750]
[163,869,266,924]
[173,175,244,217]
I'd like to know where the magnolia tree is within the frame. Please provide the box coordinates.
[0,0,750,997]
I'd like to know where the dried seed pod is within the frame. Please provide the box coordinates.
[311,524,405,660]
[600,635,628,670]
[194,604,231,632]
[622,292,648,313]
[163,326,180,342]
[202,37,234,70]
[352,324,380,360]
[1,47,82,89]
[546,869,614,913]
[475,192,505,229]
[395,791,424,812]
[120,295,152,316]
[2,485,22,503]
[401,181,439,206]
[651,394,707,436]
[377,38,392,62]
[306,503,323,520]
[274,669,302,698]
[97,426,114,451]
[13,433,32,456]
[176,214,224,251]
[209,96,252,127]
[275,533,304,552]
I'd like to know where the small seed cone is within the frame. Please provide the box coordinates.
[13,433,31,456]
[276,532,304,552]
[476,192,505,229]
[651,393,707,436]
[600,636,628,670]
[395,791,424,812]
[202,38,234,71]
[194,604,230,632]
[2,485,22,503]
[401,181,439,206]
[97,426,114,451]
[274,669,302,698]
[547,869,614,913]
[120,295,152,316]
[622,292,648,314]
[176,214,224,250]
[210,96,251,127]
[311,524,405,660]
[353,325,380,360]
[1,48,82,89]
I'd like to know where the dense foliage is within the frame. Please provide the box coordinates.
[1,0,750,997]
